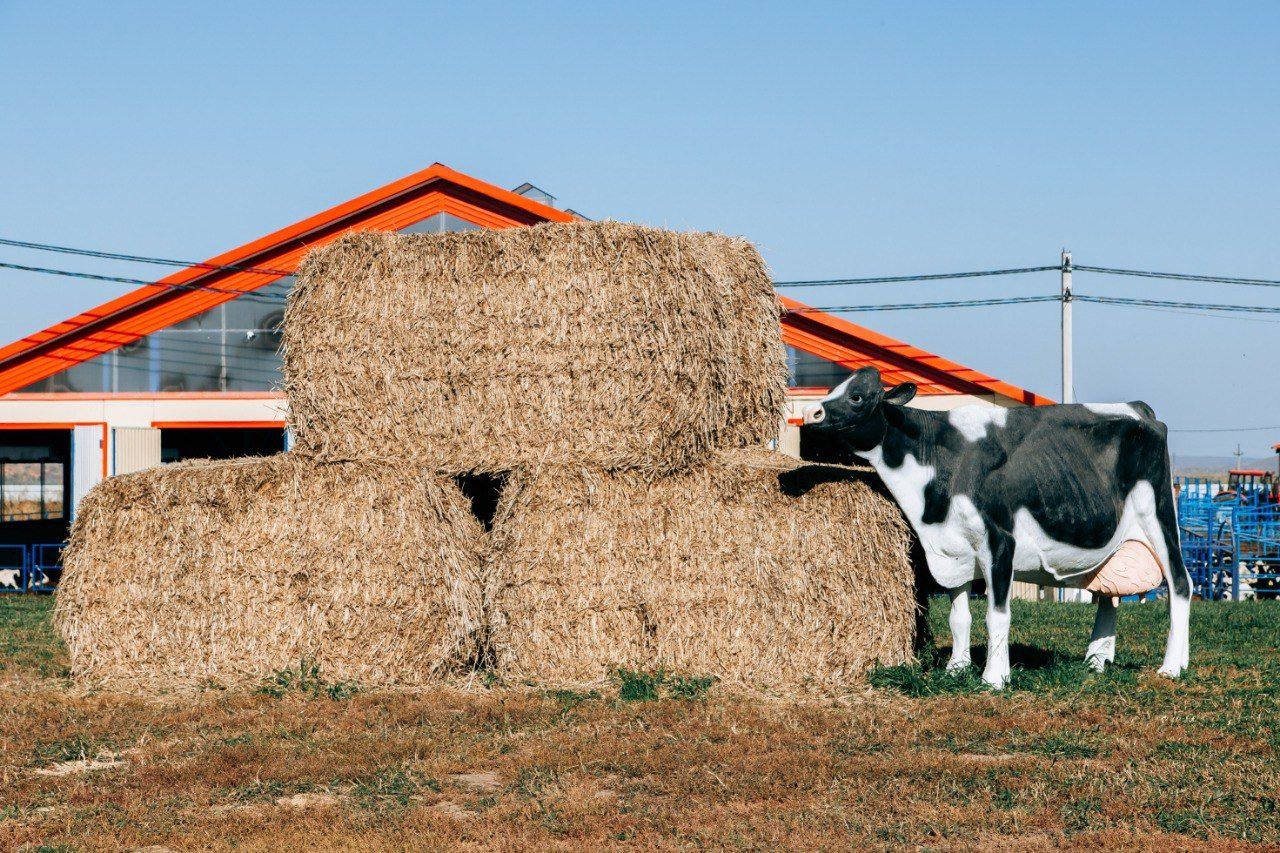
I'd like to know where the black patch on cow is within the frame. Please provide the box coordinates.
[454,472,507,531]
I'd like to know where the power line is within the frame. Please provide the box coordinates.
[773,265,1057,288]
[0,261,287,305]
[785,295,1060,313]
[0,237,293,277]
[1075,294,1280,314]
[1170,425,1280,434]
[1075,264,1280,289]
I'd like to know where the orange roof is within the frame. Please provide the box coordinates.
[779,295,1053,405]
[0,163,1049,406]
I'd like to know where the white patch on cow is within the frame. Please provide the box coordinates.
[0,569,20,589]
[856,446,989,589]
[947,405,1008,442]
[983,603,1012,688]
[821,375,856,404]
[946,586,973,673]
[1083,402,1143,420]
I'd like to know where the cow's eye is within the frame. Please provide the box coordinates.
[850,394,863,403]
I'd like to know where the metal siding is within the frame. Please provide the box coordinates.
[112,426,161,476]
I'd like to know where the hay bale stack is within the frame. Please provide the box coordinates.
[283,222,787,474]
[55,455,486,693]
[485,449,917,695]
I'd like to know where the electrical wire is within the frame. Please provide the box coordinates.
[785,295,1060,313]
[773,266,1057,288]
[1074,264,1280,289]
[0,237,293,277]
[0,261,287,305]
[1074,294,1280,314]
[1169,425,1280,433]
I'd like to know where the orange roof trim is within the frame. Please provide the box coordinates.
[779,295,1053,406]
[0,163,1048,408]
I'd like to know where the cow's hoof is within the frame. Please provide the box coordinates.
[1086,654,1108,673]
[945,660,971,675]
[1157,663,1184,679]
[981,672,1008,690]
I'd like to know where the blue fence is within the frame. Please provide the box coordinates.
[0,543,65,594]
[1176,478,1280,600]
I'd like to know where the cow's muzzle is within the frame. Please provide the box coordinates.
[802,404,825,425]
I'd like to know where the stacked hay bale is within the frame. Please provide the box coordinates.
[57,220,917,696]
[285,222,917,695]
[56,456,486,692]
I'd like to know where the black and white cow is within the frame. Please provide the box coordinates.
[801,366,1191,688]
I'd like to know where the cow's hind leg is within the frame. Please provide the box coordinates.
[1086,594,1117,672]
[982,531,1015,689]
[1144,476,1192,677]
[946,583,973,673]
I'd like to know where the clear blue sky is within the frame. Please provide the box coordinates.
[1,2,1277,461]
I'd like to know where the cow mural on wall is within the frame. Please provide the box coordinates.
[801,366,1191,688]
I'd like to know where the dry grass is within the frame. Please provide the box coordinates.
[55,455,486,693]
[283,223,788,475]
[487,450,918,694]
[2,596,1276,850]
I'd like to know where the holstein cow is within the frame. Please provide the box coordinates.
[801,366,1191,688]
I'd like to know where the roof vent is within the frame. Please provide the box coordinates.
[511,182,557,208]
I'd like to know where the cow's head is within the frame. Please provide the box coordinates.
[801,366,916,443]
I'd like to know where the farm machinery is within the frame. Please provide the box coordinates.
[1176,468,1280,601]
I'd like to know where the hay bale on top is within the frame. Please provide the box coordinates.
[55,455,485,693]
[283,222,788,474]
[486,449,917,695]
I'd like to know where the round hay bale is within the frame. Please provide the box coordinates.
[282,221,788,474]
[54,455,486,693]
[485,449,918,696]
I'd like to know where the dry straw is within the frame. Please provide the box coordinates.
[55,455,486,693]
[485,449,918,695]
[283,221,788,474]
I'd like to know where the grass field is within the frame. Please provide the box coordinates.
[1,595,1277,851]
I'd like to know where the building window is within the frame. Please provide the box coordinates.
[0,460,65,522]
[787,346,855,389]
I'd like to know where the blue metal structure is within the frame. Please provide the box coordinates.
[1176,477,1280,600]
[0,542,64,593]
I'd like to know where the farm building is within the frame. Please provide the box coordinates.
[0,163,1050,564]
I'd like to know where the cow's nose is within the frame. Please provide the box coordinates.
[802,404,825,425]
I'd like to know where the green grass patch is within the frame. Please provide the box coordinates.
[614,667,717,702]
[256,659,360,701]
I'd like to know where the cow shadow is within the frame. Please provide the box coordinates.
[937,642,1062,672]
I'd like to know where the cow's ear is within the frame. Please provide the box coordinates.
[883,382,917,405]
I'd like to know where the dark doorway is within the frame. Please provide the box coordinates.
[0,429,72,547]
[160,428,285,463]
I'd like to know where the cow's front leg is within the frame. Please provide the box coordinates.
[982,532,1015,689]
[1086,594,1117,672]
[946,583,973,673]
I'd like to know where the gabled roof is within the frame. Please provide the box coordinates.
[0,163,1049,406]
[0,164,574,396]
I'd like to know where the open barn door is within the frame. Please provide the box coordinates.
[71,425,105,521]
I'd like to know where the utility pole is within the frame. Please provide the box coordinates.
[1061,249,1073,404]
[1059,249,1080,603]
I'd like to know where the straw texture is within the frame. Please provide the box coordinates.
[485,449,917,695]
[55,455,486,693]
[282,222,788,474]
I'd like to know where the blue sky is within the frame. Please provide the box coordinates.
[1,2,1277,460]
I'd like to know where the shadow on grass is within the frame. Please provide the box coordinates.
[871,642,1142,697]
